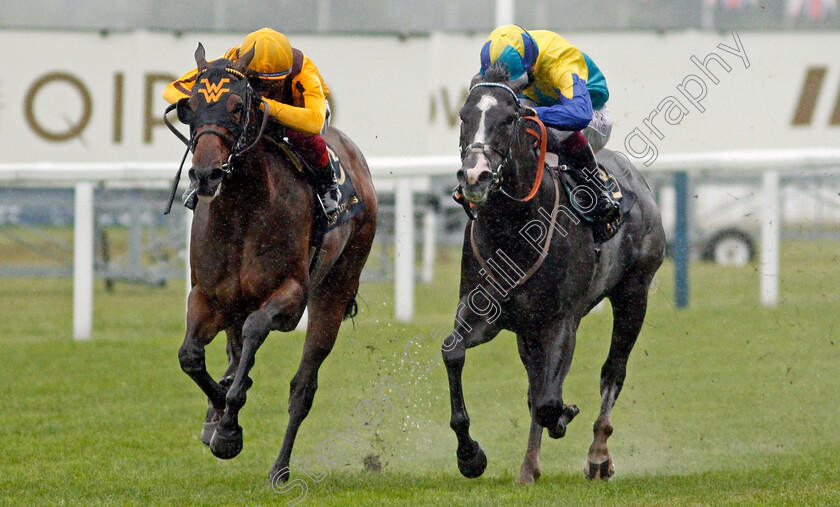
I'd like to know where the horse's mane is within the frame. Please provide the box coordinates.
[482,63,511,84]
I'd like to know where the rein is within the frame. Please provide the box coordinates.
[469,168,561,291]
[501,115,547,202]
[162,68,270,215]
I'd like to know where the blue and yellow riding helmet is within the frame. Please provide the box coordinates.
[480,25,539,81]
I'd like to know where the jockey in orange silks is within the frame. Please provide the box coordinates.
[163,28,339,213]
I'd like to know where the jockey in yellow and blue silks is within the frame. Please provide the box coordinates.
[479,25,619,230]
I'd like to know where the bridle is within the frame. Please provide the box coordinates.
[163,66,270,214]
[462,82,555,290]
[460,82,547,203]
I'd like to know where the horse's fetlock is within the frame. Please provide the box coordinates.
[225,391,245,412]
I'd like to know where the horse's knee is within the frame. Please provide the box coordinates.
[178,344,204,376]
[288,376,318,420]
[275,304,306,332]
[442,341,465,369]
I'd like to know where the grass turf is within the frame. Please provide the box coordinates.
[1,241,838,506]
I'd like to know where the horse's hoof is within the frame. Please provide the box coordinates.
[584,458,615,481]
[209,424,243,460]
[268,464,291,490]
[200,421,217,447]
[457,441,487,479]
[548,420,567,439]
[547,404,580,439]
[515,466,541,484]
[562,404,580,421]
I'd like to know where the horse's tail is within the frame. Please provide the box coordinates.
[343,287,359,321]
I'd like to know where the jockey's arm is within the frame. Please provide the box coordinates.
[261,61,327,135]
[162,68,199,103]
[533,69,594,132]
[161,47,240,104]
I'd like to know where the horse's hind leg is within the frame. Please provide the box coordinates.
[201,324,244,446]
[516,333,543,484]
[268,285,346,484]
[517,390,544,484]
[269,240,372,484]
[586,273,653,480]
[210,278,306,460]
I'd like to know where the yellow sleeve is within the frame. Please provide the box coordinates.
[260,58,326,135]
[162,46,240,103]
[162,68,199,104]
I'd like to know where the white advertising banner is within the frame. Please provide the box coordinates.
[0,29,836,170]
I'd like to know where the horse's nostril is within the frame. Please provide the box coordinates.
[456,169,466,183]
[210,168,224,181]
[188,168,196,181]
[478,171,492,184]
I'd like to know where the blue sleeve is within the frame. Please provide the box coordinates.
[534,74,593,132]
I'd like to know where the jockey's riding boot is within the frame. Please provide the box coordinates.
[318,162,341,215]
[560,138,620,224]
[182,184,198,211]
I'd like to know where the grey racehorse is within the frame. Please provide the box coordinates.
[445,64,666,483]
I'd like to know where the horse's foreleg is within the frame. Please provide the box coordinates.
[586,274,652,481]
[201,324,244,446]
[517,391,545,484]
[443,307,500,479]
[533,318,581,439]
[210,278,306,460]
[179,291,227,417]
[442,331,487,479]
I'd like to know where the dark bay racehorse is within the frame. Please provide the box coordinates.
[445,65,665,482]
[172,44,377,482]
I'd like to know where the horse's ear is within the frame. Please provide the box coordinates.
[469,72,483,89]
[232,44,255,75]
[176,97,194,125]
[194,43,209,71]
[509,72,530,95]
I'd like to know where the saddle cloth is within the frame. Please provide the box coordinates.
[557,164,637,244]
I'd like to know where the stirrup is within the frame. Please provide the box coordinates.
[318,185,341,216]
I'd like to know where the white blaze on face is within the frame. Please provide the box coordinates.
[466,93,498,185]
[473,94,498,144]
